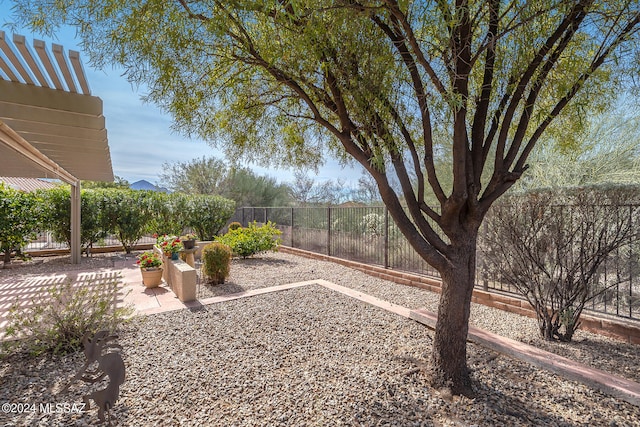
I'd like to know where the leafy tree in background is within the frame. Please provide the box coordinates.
[158,156,292,206]
[14,0,640,394]
[81,175,130,190]
[159,156,226,194]
[352,170,383,205]
[220,166,292,207]
[99,189,151,253]
[147,191,187,236]
[0,183,42,266]
[289,171,348,206]
[513,103,640,190]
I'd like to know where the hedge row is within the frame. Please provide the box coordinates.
[0,184,236,255]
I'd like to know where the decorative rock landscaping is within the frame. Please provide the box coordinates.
[1,251,639,426]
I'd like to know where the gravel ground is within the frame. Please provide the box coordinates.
[1,251,639,426]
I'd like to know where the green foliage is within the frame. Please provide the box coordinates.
[216,221,282,258]
[159,156,226,194]
[201,242,232,285]
[0,183,43,264]
[228,222,242,231]
[34,187,234,251]
[184,195,236,240]
[2,279,133,356]
[81,175,130,189]
[147,191,186,236]
[38,187,109,253]
[513,103,640,191]
[158,156,293,207]
[221,167,292,207]
[38,186,72,246]
[98,189,152,253]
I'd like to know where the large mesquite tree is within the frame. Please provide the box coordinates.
[12,0,640,394]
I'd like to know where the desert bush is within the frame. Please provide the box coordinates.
[228,221,242,231]
[481,185,640,341]
[3,279,133,356]
[216,221,282,258]
[360,213,385,238]
[184,195,236,240]
[201,242,232,284]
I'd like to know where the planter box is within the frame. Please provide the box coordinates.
[155,247,197,302]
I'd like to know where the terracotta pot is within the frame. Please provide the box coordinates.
[141,267,163,288]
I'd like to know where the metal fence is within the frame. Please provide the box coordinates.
[24,232,156,252]
[231,205,640,321]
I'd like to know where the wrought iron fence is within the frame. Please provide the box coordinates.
[231,205,640,321]
[24,232,156,252]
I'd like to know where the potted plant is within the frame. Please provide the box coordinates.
[180,232,198,250]
[136,251,163,288]
[156,235,184,260]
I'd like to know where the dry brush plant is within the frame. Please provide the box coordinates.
[2,278,133,356]
[481,185,640,341]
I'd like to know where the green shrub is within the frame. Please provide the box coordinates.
[201,242,232,285]
[148,191,186,236]
[216,221,282,258]
[184,195,236,240]
[2,279,133,356]
[37,187,111,254]
[228,221,242,231]
[0,183,43,265]
[99,189,153,253]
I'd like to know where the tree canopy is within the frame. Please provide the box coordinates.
[12,0,640,394]
[158,156,292,206]
[513,102,640,190]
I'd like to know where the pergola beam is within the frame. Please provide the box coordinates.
[0,120,82,264]
[0,32,112,264]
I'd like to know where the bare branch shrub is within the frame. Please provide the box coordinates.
[3,279,133,356]
[481,185,640,341]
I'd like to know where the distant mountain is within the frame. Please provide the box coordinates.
[130,180,169,193]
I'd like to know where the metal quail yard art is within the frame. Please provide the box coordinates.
[61,330,125,425]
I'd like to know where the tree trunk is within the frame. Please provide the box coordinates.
[2,246,11,267]
[430,238,477,396]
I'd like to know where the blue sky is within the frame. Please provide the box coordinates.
[0,2,363,187]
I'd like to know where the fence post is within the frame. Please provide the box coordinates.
[384,207,389,269]
[327,206,332,256]
[481,218,488,291]
[630,204,634,319]
[291,207,295,248]
[264,207,267,224]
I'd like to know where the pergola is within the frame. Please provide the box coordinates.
[0,31,113,263]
